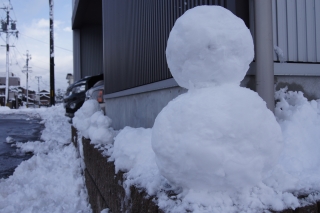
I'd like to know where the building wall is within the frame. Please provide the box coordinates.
[73,29,81,82]
[72,26,103,82]
[80,26,103,78]
[73,0,320,130]
[0,77,20,86]
[102,0,249,94]
[105,85,187,129]
[272,0,320,62]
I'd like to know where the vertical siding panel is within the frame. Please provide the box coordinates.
[316,0,320,61]
[276,0,288,61]
[296,0,307,62]
[286,0,298,61]
[306,0,316,62]
[80,26,103,77]
[163,0,167,79]
[102,0,251,93]
[73,29,81,81]
[272,0,278,61]
[249,0,255,45]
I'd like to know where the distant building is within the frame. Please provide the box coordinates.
[0,72,20,86]
[0,72,21,106]
[38,90,50,106]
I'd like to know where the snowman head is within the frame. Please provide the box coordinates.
[166,6,254,89]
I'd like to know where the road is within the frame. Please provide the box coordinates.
[0,114,44,179]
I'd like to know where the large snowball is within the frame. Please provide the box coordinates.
[166,6,254,89]
[152,85,283,192]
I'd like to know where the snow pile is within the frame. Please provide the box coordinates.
[0,106,11,112]
[109,127,163,196]
[166,6,254,89]
[5,136,15,144]
[73,100,115,145]
[270,88,320,193]
[0,105,91,212]
[15,105,71,154]
[0,145,90,213]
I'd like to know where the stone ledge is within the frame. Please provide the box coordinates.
[82,137,162,213]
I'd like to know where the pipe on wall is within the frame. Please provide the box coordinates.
[254,0,275,112]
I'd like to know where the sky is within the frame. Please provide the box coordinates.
[0,0,73,92]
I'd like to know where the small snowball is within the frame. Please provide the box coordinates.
[6,136,15,144]
[166,6,254,89]
[152,85,283,192]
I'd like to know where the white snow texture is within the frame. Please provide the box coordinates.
[153,5,282,192]
[152,85,283,192]
[73,99,115,145]
[166,6,254,89]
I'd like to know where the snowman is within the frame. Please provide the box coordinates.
[151,6,283,192]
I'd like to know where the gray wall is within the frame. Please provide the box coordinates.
[73,29,81,82]
[105,87,187,130]
[72,26,103,82]
[272,0,320,62]
[275,76,320,101]
[80,26,103,77]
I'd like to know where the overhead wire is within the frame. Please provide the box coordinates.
[19,33,73,52]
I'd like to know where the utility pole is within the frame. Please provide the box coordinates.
[22,51,32,107]
[35,76,41,93]
[35,76,41,106]
[49,0,55,106]
[0,5,18,106]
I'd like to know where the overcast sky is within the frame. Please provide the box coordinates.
[0,0,73,92]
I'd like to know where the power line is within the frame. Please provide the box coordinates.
[19,32,72,52]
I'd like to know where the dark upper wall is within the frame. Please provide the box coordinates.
[80,26,103,78]
[72,0,103,81]
[102,0,249,94]
[72,0,102,29]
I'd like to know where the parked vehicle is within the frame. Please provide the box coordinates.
[64,74,103,118]
[85,80,105,111]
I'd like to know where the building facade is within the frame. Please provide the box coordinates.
[0,72,21,106]
[72,0,320,130]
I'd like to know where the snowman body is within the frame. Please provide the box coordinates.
[151,6,283,192]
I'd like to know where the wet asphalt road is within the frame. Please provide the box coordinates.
[0,114,44,179]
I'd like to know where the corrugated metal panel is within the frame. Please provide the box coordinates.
[80,26,103,78]
[316,0,320,61]
[73,29,81,82]
[273,0,320,62]
[103,0,249,94]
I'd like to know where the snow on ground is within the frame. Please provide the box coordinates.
[0,105,91,213]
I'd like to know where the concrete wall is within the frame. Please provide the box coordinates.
[104,72,319,131]
[105,86,187,130]
[275,76,320,100]
[80,137,163,213]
